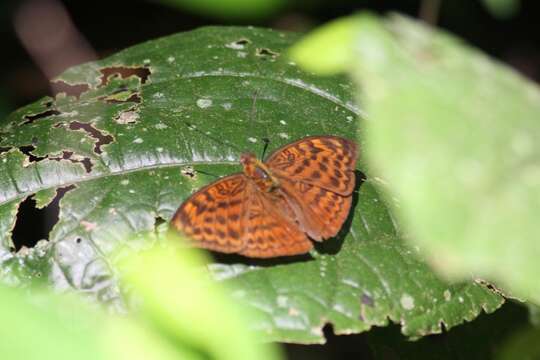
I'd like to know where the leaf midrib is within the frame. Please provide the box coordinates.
[0,160,237,207]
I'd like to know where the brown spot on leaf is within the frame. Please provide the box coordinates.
[115,108,139,124]
[0,146,12,155]
[21,109,61,125]
[181,166,197,180]
[99,66,151,87]
[51,80,90,99]
[99,88,141,104]
[19,145,47,162]
[60,151,93,173]
[255,47,279,60]
[68,121,113,154]
[19,145,93,173]
[361,293,374,307]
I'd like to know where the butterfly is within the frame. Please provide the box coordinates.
[171,135,358,258]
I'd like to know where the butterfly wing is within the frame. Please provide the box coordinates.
[172,136,357,257]
[278,178,353,241]
[239,186,313,258]
[265,135,358,196]
[266,136,357,241]
[171,174,248,254]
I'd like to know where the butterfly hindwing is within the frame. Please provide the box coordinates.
[279,178,352,241]
[239,187,313,258]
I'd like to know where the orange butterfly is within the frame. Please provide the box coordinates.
[171,136,358,258]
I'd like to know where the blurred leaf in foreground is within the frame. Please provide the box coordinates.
[0,234,282,360]
[291,13,540,303]
[480,0,521,19]
[119,238,282,360]
[157,0,286,19]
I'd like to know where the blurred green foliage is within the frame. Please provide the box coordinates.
[0,236,282,360]
[291,11,540,304]
[480,0,521,18]
[157,0,286,19]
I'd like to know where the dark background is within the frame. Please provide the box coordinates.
[1,0,539,112]
[1,0,538,358]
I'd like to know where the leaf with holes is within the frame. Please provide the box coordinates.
[0,26,502,343]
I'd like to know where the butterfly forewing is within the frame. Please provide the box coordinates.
[266,136,357,196]
[171,174,247,253]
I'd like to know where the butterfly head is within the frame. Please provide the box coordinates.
[240,152,279,192]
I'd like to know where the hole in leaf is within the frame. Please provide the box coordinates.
[181,166,197,180]
[154,215,166,233]
[11,185,75,251]
[102,93,141,104]
[361,293,374,307]
[19,145,94,173]
[68,121,114,154]
[99,66,151,87]
[115,108,139,124]
[255,47,279,60]
[60,151,93,173]
[475,279,506,296]
[234,38,250,46]
[225,38,251,50]
[19,145,46,162]
[51,80,90,99]
[99,87,142,104]
[21,109,61,125]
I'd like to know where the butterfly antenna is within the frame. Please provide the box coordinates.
[194,169,221,178]
[247,89,259,144]
[260,137,270,159]
[248,90,271,159]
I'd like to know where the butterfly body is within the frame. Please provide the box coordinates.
[171,136,358,258]
[240,152,280,193]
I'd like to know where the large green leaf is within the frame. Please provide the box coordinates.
[0,26,502,343]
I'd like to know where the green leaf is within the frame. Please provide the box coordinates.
[215,179,502,343]
[0,26,502,343]
[480,0,520,18]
